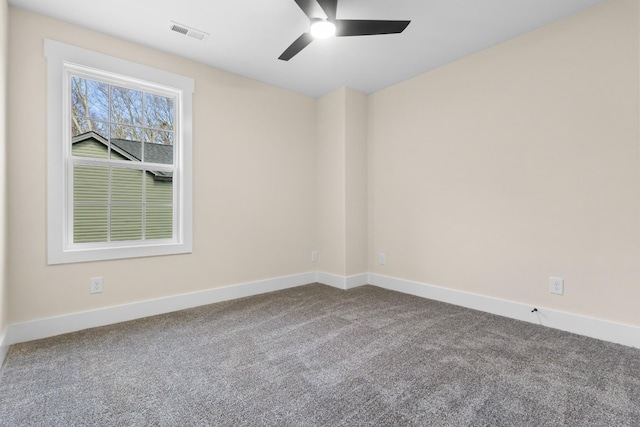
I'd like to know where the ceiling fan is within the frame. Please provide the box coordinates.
[279,0,411,61]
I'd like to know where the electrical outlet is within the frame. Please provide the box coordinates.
[90,277,104,294]
[549,277,564,295]
[379,253,386,265]
[311,251,318,262]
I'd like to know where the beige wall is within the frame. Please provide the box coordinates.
[344,89,368,276]
[317,89,347,275]
[7,7,317,323]
[316,87,368,277]
[368,0,640,325]
[0,0,8,334]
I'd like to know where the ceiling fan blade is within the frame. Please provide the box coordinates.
[335,20,411,37]
[278,33,314,61]
[317,0,337,20]
[294,0,325,19]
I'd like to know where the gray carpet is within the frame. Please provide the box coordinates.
[0,284,638,426]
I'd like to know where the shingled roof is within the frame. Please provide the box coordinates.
[72,131,173,181]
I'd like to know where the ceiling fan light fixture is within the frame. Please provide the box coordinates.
[310,19,336,39]
[279,0,410,61]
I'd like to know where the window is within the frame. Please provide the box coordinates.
[46,40,193,264]
[69,74,175,243]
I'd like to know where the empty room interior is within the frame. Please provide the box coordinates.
[0,0,639,425]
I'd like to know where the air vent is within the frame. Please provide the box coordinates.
[169,21,209,41]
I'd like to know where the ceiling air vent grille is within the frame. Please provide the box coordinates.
[169,21,209,41]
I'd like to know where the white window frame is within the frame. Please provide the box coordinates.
[45,39,193,264]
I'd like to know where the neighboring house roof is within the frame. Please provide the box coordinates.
[72,131,173,181]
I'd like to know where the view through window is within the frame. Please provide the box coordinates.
[70,75,176,243]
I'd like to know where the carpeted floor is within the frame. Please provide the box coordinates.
[0,283,638,426]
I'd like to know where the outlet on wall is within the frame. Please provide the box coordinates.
[379,253,386,265]
[90,277,104,294]
[549,277,564,295]
[311,251,318,262]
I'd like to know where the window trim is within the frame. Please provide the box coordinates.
[45,39,194,264]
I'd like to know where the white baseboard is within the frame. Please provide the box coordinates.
[368,273,640,349]
[5,271,639,351]
[316,272,368,290]
[0,326,9,368]
[8,272,316,346]
[346,274,369,289]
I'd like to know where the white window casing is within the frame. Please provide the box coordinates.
[45,39,194,264]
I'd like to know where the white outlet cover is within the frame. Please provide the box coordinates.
[90,276,104,294]
[549,277,564,295]
[379,253,386,265]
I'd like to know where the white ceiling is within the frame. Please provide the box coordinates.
[9,0,606,98]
